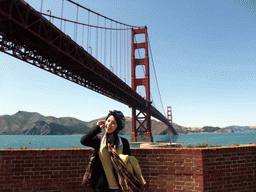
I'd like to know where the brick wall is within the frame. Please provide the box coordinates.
[132,148,204,192]
[202,145,256,191]
[0,145,255,192]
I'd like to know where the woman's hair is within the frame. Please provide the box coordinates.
[105,110,125,133]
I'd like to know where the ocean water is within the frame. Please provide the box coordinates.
[0,132,256,149]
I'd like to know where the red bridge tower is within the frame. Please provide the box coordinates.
[130,27,153,142]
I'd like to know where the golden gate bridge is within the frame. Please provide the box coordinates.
[0,0,178,141]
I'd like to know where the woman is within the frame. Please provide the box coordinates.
[80,110,131,192]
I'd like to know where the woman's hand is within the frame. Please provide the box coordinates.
[97,120,105,129]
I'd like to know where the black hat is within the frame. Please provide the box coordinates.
[109,110,125,122]
[108,110,125,131]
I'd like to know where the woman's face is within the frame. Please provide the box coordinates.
[105,115,118,134]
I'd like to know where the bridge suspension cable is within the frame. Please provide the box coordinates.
[38,0,136,85]
[40,0,141,30]
[66,0,141,29]
[148,36,166,117]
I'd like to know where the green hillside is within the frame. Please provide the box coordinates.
[0,111,90,135]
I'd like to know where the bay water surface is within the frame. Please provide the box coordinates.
[1,132,256,149]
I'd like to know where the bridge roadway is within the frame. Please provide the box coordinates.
[0,0,177,135]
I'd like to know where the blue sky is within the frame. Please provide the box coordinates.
[1,0,256,128]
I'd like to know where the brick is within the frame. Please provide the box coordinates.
[183,162,193,167]
[195,187,204,191]
[11,176,24,180]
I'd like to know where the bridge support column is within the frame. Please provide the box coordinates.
[167,106,173,135]
[130,26,153,142]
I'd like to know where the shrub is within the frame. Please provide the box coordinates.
[183,142,222,148]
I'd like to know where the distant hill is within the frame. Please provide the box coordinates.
[0,111,90,135]
[0,111,255,135]
[223,126,256,132]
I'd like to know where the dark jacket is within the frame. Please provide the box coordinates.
[80,125,131,192]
